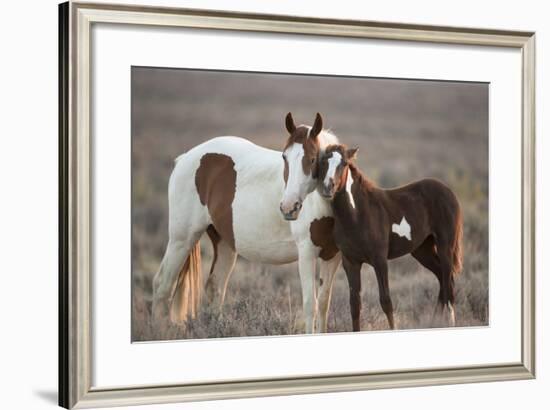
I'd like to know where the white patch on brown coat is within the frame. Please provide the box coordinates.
[392,216,412,240]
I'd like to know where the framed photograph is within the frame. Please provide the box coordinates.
[59,1,535,408]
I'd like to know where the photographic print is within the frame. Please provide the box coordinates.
[131,67,488,342]
[59,6,536,406]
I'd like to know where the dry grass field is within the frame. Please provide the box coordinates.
[131,67,488,341]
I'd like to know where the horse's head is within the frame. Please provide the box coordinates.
[318,144,359,199]
[279,112,324,220]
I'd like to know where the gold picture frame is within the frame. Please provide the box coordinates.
[59,2,536,408]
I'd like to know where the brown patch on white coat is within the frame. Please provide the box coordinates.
[309,217,338,261]
[195,153,237,250]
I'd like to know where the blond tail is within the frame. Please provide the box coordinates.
[170,242,202,322]
[452,207,464,277]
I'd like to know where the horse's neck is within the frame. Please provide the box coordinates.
[349,164,375,192]
[305,188,333,214]
[333,165,374,214]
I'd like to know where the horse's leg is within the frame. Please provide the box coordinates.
[411,236,445,324]
[342,255,362,331]
[372,258,395,330]
[316,253,342,333]
[205,226,237,309]
[152,231,203,323]
[433,239,456,327]
[297,245,318,333]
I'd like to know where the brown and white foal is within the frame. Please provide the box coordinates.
[319,145,463,330]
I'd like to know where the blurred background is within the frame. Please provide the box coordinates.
[132,67,488,341]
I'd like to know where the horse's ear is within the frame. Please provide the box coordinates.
[285,112,296,134]
[346,147,359,161]
[310,113,323,139]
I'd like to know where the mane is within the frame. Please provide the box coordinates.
[304,126,339,151]
[318,129,339,151]
[348,161,377,191]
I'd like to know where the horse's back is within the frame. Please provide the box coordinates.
[175,136,276,162]
[170,136,280,192]
[387,178,459,207]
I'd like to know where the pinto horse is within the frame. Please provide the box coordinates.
[318,144,463,331]
[151,113,341,333]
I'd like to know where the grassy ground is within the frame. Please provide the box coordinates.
[131,68,489,341]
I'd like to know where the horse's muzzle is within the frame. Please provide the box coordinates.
[321,180,335,199]
[321,187,335,199]
[280,201,302,220]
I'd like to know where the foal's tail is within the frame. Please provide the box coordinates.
[452,207,464,277]
[170,241,202,323]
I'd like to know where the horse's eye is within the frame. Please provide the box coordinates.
[282,154,286,160]
[311,158,315,164]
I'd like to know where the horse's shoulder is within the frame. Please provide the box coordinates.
[362,186,392,211]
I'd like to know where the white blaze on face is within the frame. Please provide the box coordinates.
[345,170,356,209]
[324,152,342,187]
[281,143,308,213]
[392,216,412,240]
